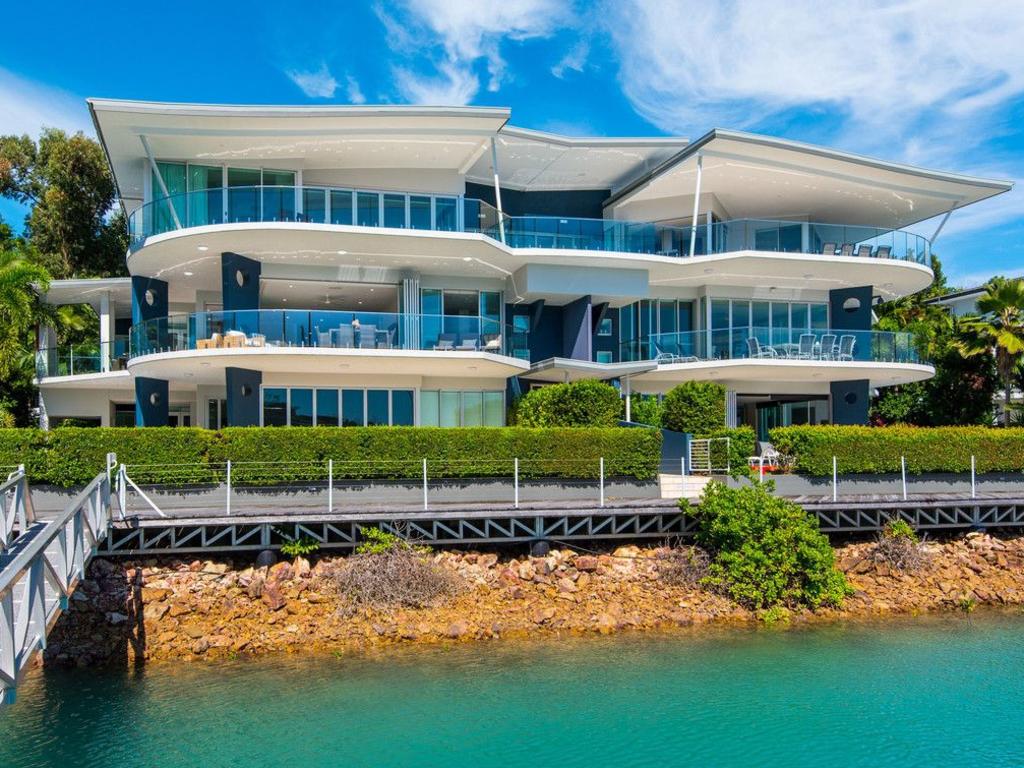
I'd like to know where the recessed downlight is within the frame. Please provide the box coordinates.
[336,250,347,255]
[197,245,209,252]
[183,271,194,276]
[462,256,472,262]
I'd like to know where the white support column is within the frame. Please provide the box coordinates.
[624,376,632,422]
[99,291,112,372]
[140,135,181,229]
[801,222,810,254]
[705,210,713,255]
[490,137,506,244]
[688,154,703,258]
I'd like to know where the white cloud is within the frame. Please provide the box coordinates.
[345,74,366,105]
[552,40,589,79]
[286,63,339,98]
[380,0,569,103]
[0,68,91,137]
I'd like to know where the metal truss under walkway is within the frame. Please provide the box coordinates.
[98,492,1024,556]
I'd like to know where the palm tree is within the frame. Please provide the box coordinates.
[0,244,52,380]
[956,276,1024,426]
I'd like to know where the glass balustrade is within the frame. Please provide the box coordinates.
[35,339,130,378]
[129,185,930,265]
[620,327,921,365]
[128,310,524,359]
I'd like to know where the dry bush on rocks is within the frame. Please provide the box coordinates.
[872,519,929,572]
[657,540,711,587]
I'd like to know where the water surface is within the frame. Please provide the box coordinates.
[3,614,1024,767]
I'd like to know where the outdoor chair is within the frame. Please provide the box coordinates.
[837,334,856,361]
[333,326,355,348]
[798,333,816,359]
[247,334,266,347]
[456,335,479,351]
[482,334,502,352]
[839,243,854,257]
[821,242,837,255]
[874,246,892,258]
[855,245,871,258]
[746,336,777,359]
[317,331,332,348]
[358,324,378,349]
[819,333,838,360]
[434,333,456,351]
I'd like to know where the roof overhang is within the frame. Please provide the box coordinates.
[465,126,687,193]
[606,129,1014,229]
[88,99,512,208]
[520,357,656,383]
[42,277,132,313]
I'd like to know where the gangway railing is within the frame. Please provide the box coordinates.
[687,438,731,475]
[0,467,33,550]
[0,464,114,706]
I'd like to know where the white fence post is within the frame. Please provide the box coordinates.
[514,458,519,509]
[599,457,605,508]
[832,456,838,502]
[118,464,127,519]
[901,456,907,500]
[328,459,334,513]
[422,458,428,511]
[759,457,765,483]
[226,460,232,516]
[971,455,976,499]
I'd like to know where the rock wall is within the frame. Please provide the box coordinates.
[43,532,1024,668]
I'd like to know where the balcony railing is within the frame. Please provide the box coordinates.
[35,339,130,378]
[129,310,529,360]
[620,327,921,365]
[128,185,930,264]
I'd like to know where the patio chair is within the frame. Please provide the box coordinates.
[855,245,871,258]
[222,335,244,349]
[798,333,816,359]
[434,333,456,351]
[456,335,479,351]
[874,246,891,259]
[837,334,856,361]
[746,336,778,359]
[358,324,378,349]
[821,242,837,255]
[317,331,333,348]
[333,325,355,348]
[819,333,838,360]
[482,334,502,352]
[247,334,266,347]
[839,243,854,257]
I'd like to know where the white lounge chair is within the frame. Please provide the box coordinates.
[746,337,777,359]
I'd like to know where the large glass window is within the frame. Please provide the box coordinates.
[383,194,406,228]
[420,390,439,427]
[228,167,261,222]
[409,196,431,230]
[392,390,415,426]
[439,392,461,427]
[290,388,313,427]
[262,388,288,427]
[316,389,339,426]
[357,192,380,227]
[435,197,458,231]
[188,165,223,227]
[262,170,296,222]
[342,389,364,427]
[303,189,326,224]
[366,390,389,426]
[153,162,186,234]
[483,392,504,426]
[811,303,829,330]
[330,190,353,225]
[462,392,483,427]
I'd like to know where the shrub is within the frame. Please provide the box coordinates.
[703,426,756,476]
[770,425,1024,475]
[625,395,664,427]
[511,380,621,427]
[872,519,927,572]
[333,528,461,611]
[688,480,852,610]
[662,382,726,435]
[279,535,320,558]
[6,426,661,487]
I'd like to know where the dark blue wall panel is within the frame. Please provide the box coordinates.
[225,367,263,427]
[829,286,873,331]
[134,376,169,427]
[131,276,168,324]
[561,295,592,361]
[466,182,610,219]
[221,252,262,312]
[830,379,870,425]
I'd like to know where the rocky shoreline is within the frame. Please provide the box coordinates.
[43,531,1024,668]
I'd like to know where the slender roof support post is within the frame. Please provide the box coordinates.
[688,154,703,258]
[928,204,957,257]
[490,137,506,244]
[140,135,181,230]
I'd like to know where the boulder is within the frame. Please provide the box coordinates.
[575,556,599,572]
[261,583,287,611]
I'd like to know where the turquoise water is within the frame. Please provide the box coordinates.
[3,614,1024,767]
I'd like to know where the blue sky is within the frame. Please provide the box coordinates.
[1,0,1022,288]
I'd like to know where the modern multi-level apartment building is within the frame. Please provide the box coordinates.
[34,100,1011,439]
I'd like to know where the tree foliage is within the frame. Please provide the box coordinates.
[511,380,623,427]
[661,381,726,434]
[0,129,127,279]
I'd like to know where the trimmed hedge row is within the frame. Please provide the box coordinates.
[0,426,662,487]
[769,425,1024,475]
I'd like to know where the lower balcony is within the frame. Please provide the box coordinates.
[35,339,130,379]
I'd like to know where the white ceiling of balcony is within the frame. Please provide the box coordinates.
[89,100,512,204]
[607,130,1013,229]
[464,127,687,192]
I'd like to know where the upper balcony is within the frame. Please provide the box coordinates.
[127,185,930,265]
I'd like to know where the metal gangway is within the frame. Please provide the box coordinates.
[0,458,115,706]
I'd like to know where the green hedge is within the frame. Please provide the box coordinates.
[511,380,622,427]
[0,426,662,487]
[663,381,727,434]
[704,426,756,475]
[769,425,1024,475]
